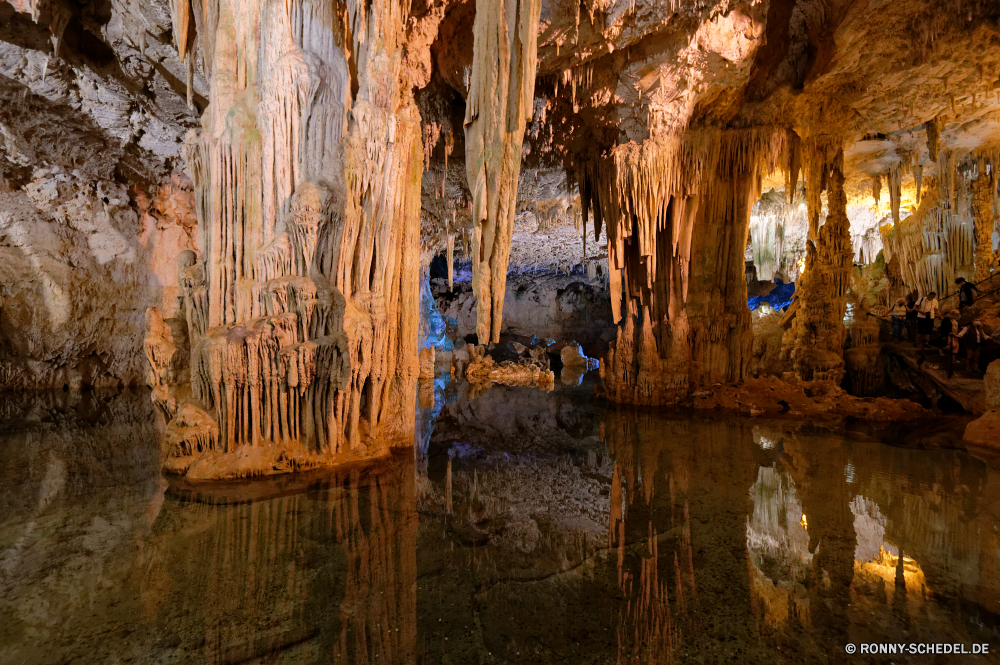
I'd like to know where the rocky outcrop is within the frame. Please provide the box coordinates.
[0,172,198,391]
[964,360,1000,447]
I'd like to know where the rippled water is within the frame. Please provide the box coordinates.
[1,384,998,664]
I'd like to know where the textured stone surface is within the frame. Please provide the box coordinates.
[986,360,1000,411]
[3,0,1000,420]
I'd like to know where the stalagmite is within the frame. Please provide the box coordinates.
[783,139,852,383]
[464,0,542,343]
[146,0,424,477]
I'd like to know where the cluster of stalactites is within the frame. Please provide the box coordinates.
[579,128,792,327]
[748,188,808,283]
[464,0,543,344]
[579,127,794,404]
[880,148,999,297]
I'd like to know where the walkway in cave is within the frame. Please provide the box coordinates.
[885,341,987,413]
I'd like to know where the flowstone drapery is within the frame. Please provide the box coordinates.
[580,128,789,404]
[464,0,542,344]
[145,0,423,477]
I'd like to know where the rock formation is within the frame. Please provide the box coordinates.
[783,141,853,383]
[588,129,790,404]
[3,0,1000,453]
[464,0,542,344]
[143,0,427,475]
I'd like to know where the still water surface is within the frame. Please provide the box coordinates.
[0,383,998,664]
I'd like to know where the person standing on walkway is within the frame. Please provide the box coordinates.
[914,291,939,348]
[890,298,907,341]
[956,318,987,373]
[955,277,980,311]
[905,292,919,342]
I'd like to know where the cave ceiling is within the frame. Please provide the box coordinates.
[1,0,999,215]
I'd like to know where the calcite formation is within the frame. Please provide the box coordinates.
[145,0,424,475]
[464,0,542,343]
[4,0,1000,426]
[783,141,854,383]
[972,168,998,282]
[586,128,791,404]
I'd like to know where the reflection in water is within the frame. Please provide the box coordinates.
[0,390,417,664]
[1,386,999,663]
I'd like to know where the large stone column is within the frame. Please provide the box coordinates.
[147,0,423,476]
[588,128,789,404]
[783,139,852,382]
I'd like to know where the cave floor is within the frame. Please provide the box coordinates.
[1,383,998,664]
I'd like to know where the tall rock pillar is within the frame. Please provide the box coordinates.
[149,0,424,476]
[589,129,788,404]
[972,167,997,282]
[783,139,852,382]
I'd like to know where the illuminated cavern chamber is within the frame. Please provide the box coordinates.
[0,0,999,472]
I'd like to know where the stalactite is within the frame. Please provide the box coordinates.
[48,4,71,58]
[872,174,881,205]
[748,189,807,282]
[926,118,939,162]
[783,140,852,383]
[464,0,543,343]
[887,164,902,225]
[880,172,976,301]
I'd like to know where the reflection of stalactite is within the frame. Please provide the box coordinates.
[747,464,812,628]
[778,431,856,637]
[845,307,884,397]
[604,411,758,662]
[143,452,417,664]
[580,129,791,405]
